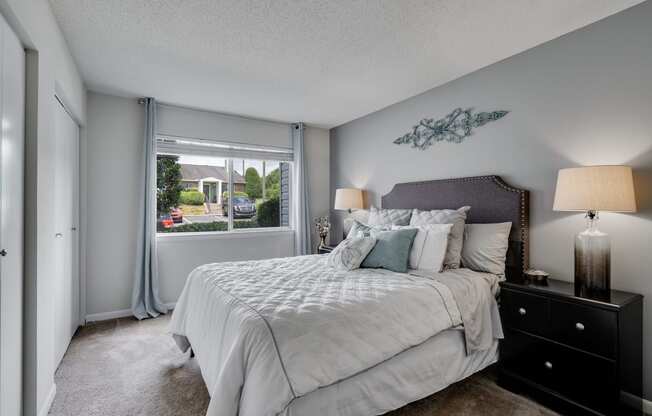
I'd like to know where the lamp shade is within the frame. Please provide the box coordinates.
[334,188,363,211]
[553,165,636,212]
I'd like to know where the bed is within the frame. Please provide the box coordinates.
[170,175,529,416]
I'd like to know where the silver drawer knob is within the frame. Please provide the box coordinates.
[544,361,553,370]
[518,307,527,316]
[575,322,585,331]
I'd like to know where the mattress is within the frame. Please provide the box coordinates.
[170,254,502,416]
[284,329,499,415]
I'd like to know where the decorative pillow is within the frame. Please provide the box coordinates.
[367,206,412,227]
[346,220,387,239]
[327,237,377,271]
[409,206,471,269]
[393,224,453,271]
[461,222,512,276]
[361,228,419,273]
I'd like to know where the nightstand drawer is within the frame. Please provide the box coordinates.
[502,330,617,414]
[501,289,548,336]
[550,300,617,358]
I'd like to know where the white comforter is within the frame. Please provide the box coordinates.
[169,255,501,416]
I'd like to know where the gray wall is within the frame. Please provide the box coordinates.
[331,1,652,400]
[84,91,329,316]
[85,92,144,316]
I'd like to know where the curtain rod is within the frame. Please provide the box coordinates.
[139,98,304,128]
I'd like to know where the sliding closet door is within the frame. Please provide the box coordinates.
[0,15,25,416]
[53,98,80,367]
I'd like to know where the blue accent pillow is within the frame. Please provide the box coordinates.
[361,228,418,273]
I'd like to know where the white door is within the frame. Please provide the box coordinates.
[0,15,25,416]
[53,97,80,367]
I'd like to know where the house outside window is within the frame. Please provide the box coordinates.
[155,136,292,234]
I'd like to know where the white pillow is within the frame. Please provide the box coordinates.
[367,206,412,227]
[392,224,453,271]
[409,206,471,269]
[461,222,512,275]
[327,237,377,271]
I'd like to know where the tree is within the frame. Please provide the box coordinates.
[264,168,281,199]
[244,167,262,199]
[157,155,182,215]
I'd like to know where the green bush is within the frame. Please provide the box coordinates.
[161,219,259,233]
[245,167,262,199]
[257,197,280,227]
[234,220,260,229]
[179,190,205,205]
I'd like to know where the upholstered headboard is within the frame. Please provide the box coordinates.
[381,176,529,281]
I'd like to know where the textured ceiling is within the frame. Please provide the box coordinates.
[50,0,644,128]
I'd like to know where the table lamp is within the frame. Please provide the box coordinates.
[334,188,363,213]
[334,188,363,240]
[553,165,636,297]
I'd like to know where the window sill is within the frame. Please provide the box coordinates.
[156,227,294,243]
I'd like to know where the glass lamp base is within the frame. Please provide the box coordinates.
[574,213,610,300]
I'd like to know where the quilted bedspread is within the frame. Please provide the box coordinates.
[169,255,498,416]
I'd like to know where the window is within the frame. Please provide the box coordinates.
[156,136,292,234]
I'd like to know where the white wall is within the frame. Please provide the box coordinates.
[84,91,330,315]
[0,1,86,415]
[158,231,294,304]
[331,1,652,400]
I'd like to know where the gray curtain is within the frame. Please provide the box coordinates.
[292,123,311,255]
[132,98,167,319]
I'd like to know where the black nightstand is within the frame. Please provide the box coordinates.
[317,244,336,254]
[498,279,643,416]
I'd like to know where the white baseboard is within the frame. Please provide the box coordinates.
[85,308,132,323]
[38,383,56,416]
[85,303,176,324]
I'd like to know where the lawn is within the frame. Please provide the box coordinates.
[179,204,206,216]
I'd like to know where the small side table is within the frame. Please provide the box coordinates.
[317,244,337,254]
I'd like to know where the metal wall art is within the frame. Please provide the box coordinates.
[393,107,508,150]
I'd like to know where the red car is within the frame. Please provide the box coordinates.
[158,214,174,230]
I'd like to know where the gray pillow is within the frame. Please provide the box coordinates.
[346,220,387,239]
[361,228,418,273]
[367,206,412,226]
[409,206,471,269]
[461,222,512,275]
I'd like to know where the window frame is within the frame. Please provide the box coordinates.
[155,137,293,239]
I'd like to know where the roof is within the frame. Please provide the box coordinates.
[180,164,246,184]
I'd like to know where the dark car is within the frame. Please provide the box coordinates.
[222,196,256,218]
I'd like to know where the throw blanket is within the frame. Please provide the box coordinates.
[169,255,501,416]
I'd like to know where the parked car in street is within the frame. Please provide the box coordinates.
[222,196,256,218]
[158,213,174,230]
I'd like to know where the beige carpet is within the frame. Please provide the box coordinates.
[50,316,557,416]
